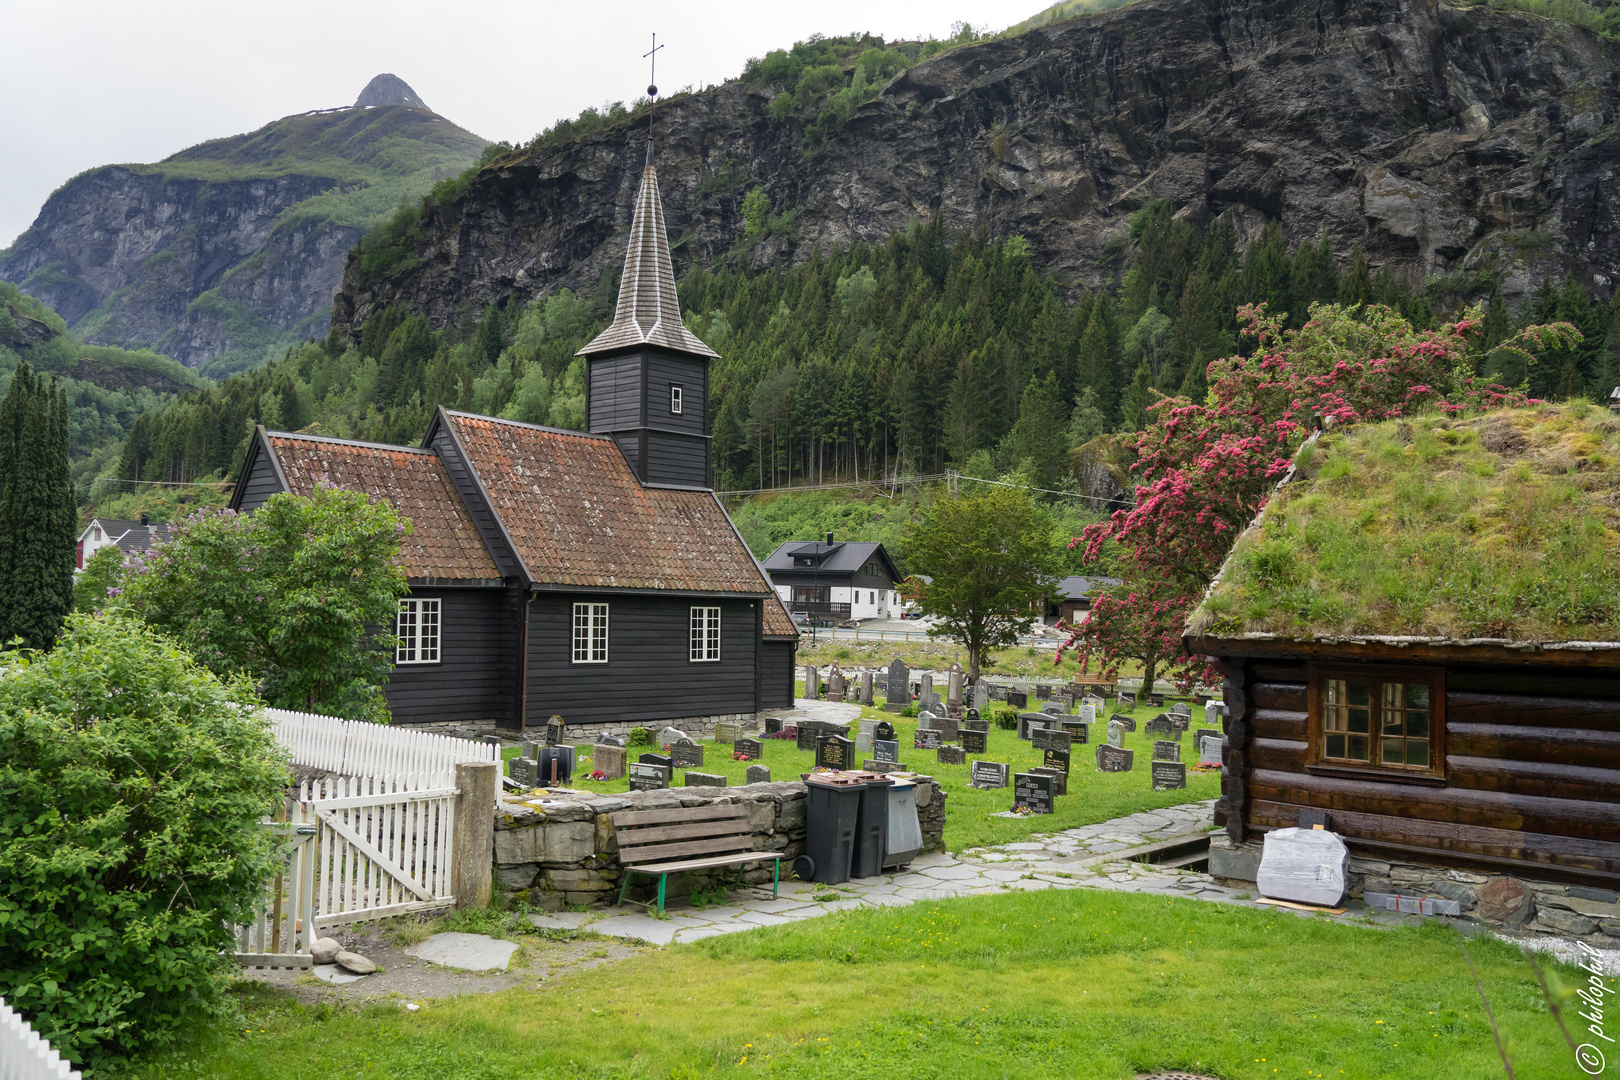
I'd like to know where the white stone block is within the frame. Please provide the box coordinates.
[1257,827,1349,907]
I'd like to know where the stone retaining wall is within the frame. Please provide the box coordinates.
[406,711,765,741]
[1210,836,1619,943]
[494,778,947,909]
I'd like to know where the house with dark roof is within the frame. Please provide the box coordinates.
[229,146,797,732]
[1046,575,1122,626]
[1185,406,1620,936]
[76,516,171,570]
[760,537,902,625]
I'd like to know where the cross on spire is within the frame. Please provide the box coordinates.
[643,33,663,99]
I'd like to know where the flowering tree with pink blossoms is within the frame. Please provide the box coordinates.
[1058,302,1578,694]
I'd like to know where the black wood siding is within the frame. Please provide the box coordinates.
[645,352,706,436]
[236,445,286,511]
[385,587,516,725]
[761,641,797,708]
[644,431,709,487]
[587,355,642,431]
[525,593,760,725]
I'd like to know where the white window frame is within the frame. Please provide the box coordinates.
[690,605,721,662]
[670,384,683,414]
[573,602,609,663]
[396,598,441,664]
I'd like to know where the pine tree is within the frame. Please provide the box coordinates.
[1074,297,1120,420]
[0,363,74,649]
[1339,245,1373,307]
[1119,362,1155,433]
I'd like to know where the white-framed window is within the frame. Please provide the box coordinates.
[670,385,683,414]
[573,603,609,663]
[870,591,876,605]
[396,598,441,664]
[690,606,721,662]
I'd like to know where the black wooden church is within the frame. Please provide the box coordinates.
[230,149,798,730]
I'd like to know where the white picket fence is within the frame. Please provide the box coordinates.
[265,706,498,792]
[0,998,81,1080]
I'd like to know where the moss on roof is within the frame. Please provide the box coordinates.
[1187,404,1620,644]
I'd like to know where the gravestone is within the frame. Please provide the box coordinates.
[734,737,763,761]
[970,760,1010,789]
[1062,720,1090,745]
[1083,695,1105,713]
[1042,701,1064,716]
[1035,684,1052,701]
[1030,765,1068,796]
[1152,740,1181,762]
[1169,713,1190,734]
[1147,694,1165,708]
[920,673,935,709]
[1096,744,1135,772]
[764,717,783,735]
[972,681,990,711]
[1200,738,1223,767]
[828,666,846,702]
[670,739,705,768]
[545,715,566,747]
[1110,713,1137,733]
[1171,702,1192,718]
[935,714,960,742]
[1117,691,1137,709]
[862,671,875,706]
[796,723,819,752]
[1007,691,1028,709]
[855,732,873,753]
[916,710,939,730]
[685,771,727,788]
[963,711,985,729]
[962,728,987,754]
[595,732,625,747]
[1205,700,1226,725]
[1194,728,1222,753]
[1143,716,1177,740]
[948,664,965,708]
[804,665,819,700]
[746,764,772,785]
[1032,727,1072,753]
[535,746,573,785]
[594,744,628,779]
[1018,714,1049,741]
[713,722,740,744]
[1042,747,1071,774]
[639,752,673,769]
[1077,704,1096,725]
[510,756,538,787]
[937,745,968,766]
[629,762,670,790]
[913,728,942,750]
[659,726,690,747]
[1151,760,1187,791]
[863,760,909,774]
[875,721,895,741]
[990,684,1008,702]
[1012,772,1056,814]
[885,659,910,712]
[816,735,855,771]
[1107,720,1126,747]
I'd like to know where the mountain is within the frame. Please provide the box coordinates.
[0,77,489,376]
[329,0,1620,342]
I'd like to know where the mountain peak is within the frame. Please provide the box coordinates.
[355,74,428,111]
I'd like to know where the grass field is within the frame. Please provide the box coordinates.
[124,886,1590,1079]
[509,695,1222,852]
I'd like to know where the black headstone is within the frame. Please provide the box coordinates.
[1151,761,1187,790]
[873,739,900,764]
[1152,740,1180,762]
[1035,684,1052,700]
[1032,728,1072,753]
[937,745,967,766]
[1096,744,1134,772]
[912,728,942,750]
[1143,716,1178,740]
[535,746,573,785]
[1110,713,1136,733]
[961,728,988,754]
[970,760,1009,789]
[1061,720,1089,745]
[1030,765,1068,796]
[639,752,673,769]
[734,737,763,761]
[764,716,783,735]
[816,735,854,770]
[670,739,705,768]
[874,721,895,741]
[1012,772,1055,814]
[510,756,537,787]
[1147,694,1165,708]
[1007,691,1028,709]
[629,762,670,790]
[1042,747,1071,774]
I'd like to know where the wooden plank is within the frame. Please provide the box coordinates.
[620,835,757,864]
[1246,768,1620,838]
[616,819,752,845]
[1249,709,1307,741]
[1187,635,1620,670]
[1447,670,1620,699]
[1446,692,1620,732]
[1247,799,1620,863]
[1254,897,1345,914]
[1447,723,1620,770]
[1250,682,1307,713]
[612,804,748,828]
[1446,756,1620,803]
[1249,737,1309,772]
[633,852,784,874]
[1248,662,1308,683]
[314,807,436,902]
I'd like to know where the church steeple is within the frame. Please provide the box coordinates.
[577,142,718,489]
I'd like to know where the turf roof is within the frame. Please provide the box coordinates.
[1186,403,1620,645]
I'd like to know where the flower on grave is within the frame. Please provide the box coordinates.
[586,770,608,781]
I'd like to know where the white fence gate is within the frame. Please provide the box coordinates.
[0,998,82,1080]
[234,709,496,966]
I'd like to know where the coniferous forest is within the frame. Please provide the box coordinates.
[107,202,1620,507]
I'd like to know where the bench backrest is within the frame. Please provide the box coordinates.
[611,803,755,867]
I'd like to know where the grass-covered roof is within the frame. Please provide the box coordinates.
[1186,404,1620,645]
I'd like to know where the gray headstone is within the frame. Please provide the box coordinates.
[712,722,740,744]
[1117,691,1137,708]
[885,659,910,712]
[937,745,967,766]
[1096,744,1134,772]
[804,665,819,700]
[828,668,846,702]
[912,728,942,750]
[670,738,704,768]
[659,726,691,747]
[1042,701,1064,715]
[1143,716,1178,740]
[862,671,875,706]
[510,756,537,787]
[684,771,727,788]
[1200,738,1223,767]
[1171,702,1192,718]
[593,744,627,779]
[920,673,934,706]
[1150,761,1186,790]
[1107,720,1125,748]
[1083,695,1105,712]
[948,667,965,707]
[856,731,873,753]
[746,764,772,785]
[970,760,1009,789]
[1152,740,1180,762]
[1032,727,1072,753]
[972,680,990,710]
[1030,765,1068,796]
[935,715,960,742]
[863,760,909,774]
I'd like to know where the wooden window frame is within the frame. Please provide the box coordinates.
[1306,663,1446,785]
[396,598,441,665]
[572,602,609,664]
[670,384,683,415]
[689,605,721,662]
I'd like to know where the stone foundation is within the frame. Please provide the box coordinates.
[1209,836,1620,944]
[406,712,765,742]
[494,777,947,909]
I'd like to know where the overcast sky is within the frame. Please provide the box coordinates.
[0,0,1028,250]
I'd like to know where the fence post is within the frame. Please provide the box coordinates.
[452,761,496,909]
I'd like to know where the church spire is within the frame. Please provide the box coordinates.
[576,149,718,360]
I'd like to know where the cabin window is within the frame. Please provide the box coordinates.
[1311,667,1443,778]
[670,385,683,415]
[395,598,441,664]
[689,606,721,662]
[91,526,102,541]
[572,603,609,663]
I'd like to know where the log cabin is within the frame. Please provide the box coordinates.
[229,145,798,733]
[1184,405,1620,939]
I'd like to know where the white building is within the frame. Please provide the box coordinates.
[760,536,903,625]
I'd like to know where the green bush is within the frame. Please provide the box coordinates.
[0,613,288,1066]
[629,727,652,746]
[992,706,1019,730]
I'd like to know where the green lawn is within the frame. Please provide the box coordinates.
[514,696,1222,852]
[128,887,1588,1079]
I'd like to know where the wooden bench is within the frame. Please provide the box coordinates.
[612,804,781,914]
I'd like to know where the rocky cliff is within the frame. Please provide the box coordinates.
[333,0,1620,340]
[1,81,487,372]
